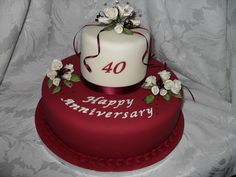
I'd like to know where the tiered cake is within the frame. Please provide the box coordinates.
[35,2,184,172]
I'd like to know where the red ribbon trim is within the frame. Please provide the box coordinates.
[80,74,145,95]
[83,28,105,72]
[73,24,103,72]
[73,24,99,56]
[133,27,158,68]
[73,25,153,73]
[132,31,149,66]
[183,85,196,102]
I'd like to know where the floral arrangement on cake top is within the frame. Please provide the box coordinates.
[46,60,80,94]
[95,0,140,34]
[142,70,182,104]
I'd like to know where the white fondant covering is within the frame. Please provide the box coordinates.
[80,26,150,87]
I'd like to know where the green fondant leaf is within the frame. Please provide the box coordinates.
[123,28,133,35]
[64,80,73,88]
[71,74,80,82]
[97,23,108,27]
[174,92,183,99]
[145,95,155,104]
[163,93,172,101]
[103,25,115,31]
[142,82,155,89]
[169,90,183,99]
[48,79,53,88]
[141,82,149,89]
[52,86,61,94]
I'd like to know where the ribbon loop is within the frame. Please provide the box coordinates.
[73,25,153,73]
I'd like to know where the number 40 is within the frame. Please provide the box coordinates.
[102,61,126,74]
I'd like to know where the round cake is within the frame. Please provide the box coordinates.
[35,55,184,172]
[80,26,150,89]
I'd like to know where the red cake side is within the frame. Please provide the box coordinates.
[35,55,184,171]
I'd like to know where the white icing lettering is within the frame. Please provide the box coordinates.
[97,99,107,105]
[96,111,106,117]
[60,97,154,119]
[82,96,104,104]
[122,112,129,119]
[113,112,123,118]
[83,96,134,109]
[69,103,80,110]
[130,111,138,118]
[103,100,117,108]
[138,109,145,117]
[114,100,125,109]
[89,108,96,116]
[146,108,153,118]
[63,99,75,106]
[126,99,134,108]
[78,107,89,114]
[105,112,113,118]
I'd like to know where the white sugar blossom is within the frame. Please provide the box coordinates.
[124,6,134,16]
[52,78,61,87]
[51,60,63,71]
[117,4,125,17]
[98,17,111,24]
[46,70,57,80]
[145,75,157,87]
[62,73,72,81]
[164,80,174,90]
[171,79,182,94]
[158,70,171,82]
[117,4,133,17]
[104,7,118,20]
[123,5,134,17]
[65,64,74,73]
[130,19,140,26]
[151,86,160,95]
[160,88,168,96]
[114,24,124,34]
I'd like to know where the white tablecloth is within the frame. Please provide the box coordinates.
[0,0,236,176]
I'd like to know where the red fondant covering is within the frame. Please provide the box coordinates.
[35,55,184,171]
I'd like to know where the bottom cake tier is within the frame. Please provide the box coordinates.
[35,55,184,172]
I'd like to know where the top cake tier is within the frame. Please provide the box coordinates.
[80,26,150,90]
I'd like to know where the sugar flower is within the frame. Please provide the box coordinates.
[95,2,140,34]
[145,75,157,87]
[114,24,124,34]
[62,73,72,81]
[160,88,168,96]
[117,4,134,17]
[164,80,174,90]
[104,7,118,20]
[52,78,61,87]
[158,70,171,82]
[51,60,63,71]
[171,79,182,94]
[130,19,140,27]
[142,69,183,103]
[151,86,160,95]
[47,70,57,80]
[98,17,111,24]
[46,60,80,94]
